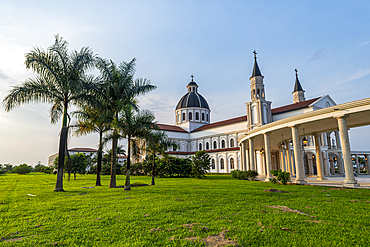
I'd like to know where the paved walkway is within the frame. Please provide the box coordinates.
[258,174,370,189]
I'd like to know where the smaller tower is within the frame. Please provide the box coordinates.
[246,51,272,130]
[292,68,306,103]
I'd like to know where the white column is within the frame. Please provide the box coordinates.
[291,125,305,183]
[335,131,341,148]
[323,151,329,175]
[337,153,344,175]
[264,133,273,181]
[240,142,245,171]
[279,145,285,171]
[216,153,219,173]
[226,153,229,173]
[249,138,255,171]
[245,148,250,171]
[336,116,357,186]
[314,133,326,180]
[355,154,359,174]
[285,147,292,175]
[366,155,369,174]
[329,155,335,175]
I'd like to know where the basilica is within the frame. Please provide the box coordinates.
[155,51,370,185]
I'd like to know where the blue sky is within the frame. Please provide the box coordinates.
[1,0,370,165]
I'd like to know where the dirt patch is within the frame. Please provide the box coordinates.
[266,205,316,218]
[182,230,237,247]
[183,223,201,229]
[329,187,346,190]
[264,189,291,193]
[150,227,162,233]
[5,237,27,242]
[203,230,237,246]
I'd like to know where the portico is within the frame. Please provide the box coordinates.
[239,97,370,187]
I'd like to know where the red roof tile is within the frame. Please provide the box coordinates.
[118,155,127,159]
[167,147,240,155]
[155,123,188,132]
[271,97,320,115]
[68,148,98,152]
[191,115,247,132]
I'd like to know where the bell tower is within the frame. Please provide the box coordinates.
[246,51,272,130]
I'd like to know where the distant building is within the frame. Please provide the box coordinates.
[48,148,98,166]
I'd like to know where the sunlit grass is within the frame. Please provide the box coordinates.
[0,173,369,246]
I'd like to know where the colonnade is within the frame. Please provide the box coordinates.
[240,115,358,187]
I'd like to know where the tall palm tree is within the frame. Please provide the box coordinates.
[95,57,156,188]
[143,130,177,185]
[73,103,112,186]
[116,106,156,190]
[2,35,95,192]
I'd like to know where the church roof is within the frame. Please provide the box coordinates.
[176,92,210,110]
[191,115,248,132]
[271,97,320,114]
[156,123,188,133]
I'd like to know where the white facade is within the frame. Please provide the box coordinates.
[158,53,347,177]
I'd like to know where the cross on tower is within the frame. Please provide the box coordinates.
[295,68,298,76]
[253,50,257,59]
[191,74,194,81]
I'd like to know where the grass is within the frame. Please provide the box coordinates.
[0,173,369,246]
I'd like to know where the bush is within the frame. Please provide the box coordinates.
[270,169,291,185]
[231,170,258,180]
[191,151,211,178]
[12,164,32,175]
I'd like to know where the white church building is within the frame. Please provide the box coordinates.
[156,51,370,186]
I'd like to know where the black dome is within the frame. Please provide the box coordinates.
[176,92,210,110]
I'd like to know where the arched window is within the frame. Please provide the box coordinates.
[206,142,209,150]
[173,146,177,151]
[261,89,265,98]
[189,87,192,92]
[202,113,205,121]
[182,113,185,121]
[257,89,260,98]
[220,158,224,169]
[252,89,256,99]
[199,143,202,151]
[230,158,234,169]
[211,159,215,169]
[230,139,234,148]
[221,140,225,148]
[213,141,217,149]
[207,114,209,122]
[196,112,199,120]
[189,112,192,120]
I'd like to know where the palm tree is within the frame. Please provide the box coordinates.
[116,106,156,190]
[142,130,177,185]
[2,35,95,192]
[95,57,156,188]
[73,104,112,186]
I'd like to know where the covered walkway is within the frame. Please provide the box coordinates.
[239,97,370,188]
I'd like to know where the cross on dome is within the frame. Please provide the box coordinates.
[191,74,194,82]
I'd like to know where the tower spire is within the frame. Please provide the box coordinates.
[293,68,304,92]
[251,50,262,77]
[292,68,306,103]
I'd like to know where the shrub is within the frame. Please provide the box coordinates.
[12,164,32,175]
[191,151,211,178]
[231,170,258,180]
[270,169,291,185]
[246,170,258,181]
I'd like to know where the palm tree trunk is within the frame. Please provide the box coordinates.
[54,126,68,192]
[110,130,117,188]
[151,154,155,185]
[124,136,131,190]
[96,131,103,186]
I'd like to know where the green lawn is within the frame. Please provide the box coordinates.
[0,173,369,246]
